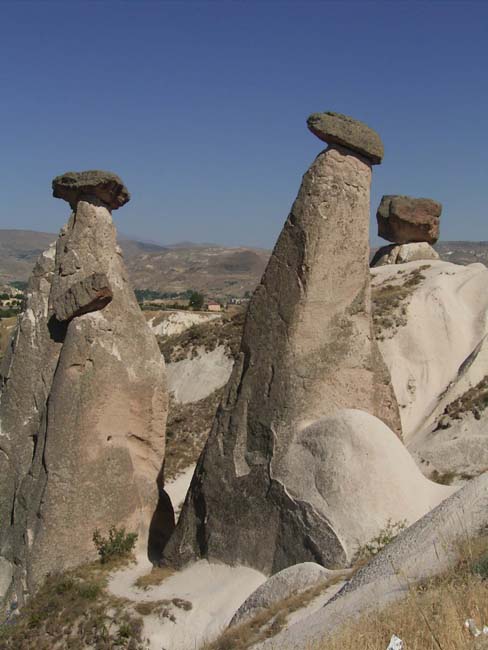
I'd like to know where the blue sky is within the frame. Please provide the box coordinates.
[0,0,487,248]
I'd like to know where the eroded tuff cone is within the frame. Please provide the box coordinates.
[0,174,168,610]
[377,195,442,244]
[52,170,130,210]
[307,111,384,164]
[163,119,400,574]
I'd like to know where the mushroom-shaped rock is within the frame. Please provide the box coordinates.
[163,113,403,575]
[377,195,442,245]
[52,170,130,210]
[0,172,168,610]
[307,111,384,164]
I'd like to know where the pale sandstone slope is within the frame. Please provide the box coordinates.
[373,259,488,479]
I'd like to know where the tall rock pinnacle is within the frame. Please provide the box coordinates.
[163,112,401,574]
[0,171,168,611]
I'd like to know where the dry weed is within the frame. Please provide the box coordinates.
[133,565,176,590]
[313,534,488,650]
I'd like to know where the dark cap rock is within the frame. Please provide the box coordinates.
[52,170,130,210]
[377,195,442,244]
[307,111,384,164]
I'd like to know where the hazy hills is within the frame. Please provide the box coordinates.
[0,229,269,298]
[1,229,487,298]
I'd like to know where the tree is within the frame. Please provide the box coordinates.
[188,291,205,311]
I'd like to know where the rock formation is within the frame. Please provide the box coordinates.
[372,195,442,267]
[252,471,488,650]
[163,112,401,574]
[230,562,338,627]
[371,241,439,266]
[0,170,168,612]
[372,258,488,482]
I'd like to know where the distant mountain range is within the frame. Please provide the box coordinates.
[1,229,487,298]
[0,229,270,298]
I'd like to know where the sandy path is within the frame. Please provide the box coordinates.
[108,559,266,650]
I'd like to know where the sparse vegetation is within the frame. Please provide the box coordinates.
[92,526,138,564]
[372,266,430,340]
[165,389,223,480]
[353,519,407,566]
[315,532,488,650]
[0,560,147,650]
[158,309,245,363]
[134,597,192,621]
[133,565,176,590]
[204,572,350,650]
[431,469,458,485]
[441,375,488,423]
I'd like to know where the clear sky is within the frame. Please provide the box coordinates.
[0,0,487,248]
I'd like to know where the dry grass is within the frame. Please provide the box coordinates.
[134,597,192,621]
[164,388,223,480]
[158,310,245,363]
[312,535,488,650]
[133,565,176,590]
[372,266,430,340]
[204,572,350,650]
[440,375,488,423]
[0,557,146,650]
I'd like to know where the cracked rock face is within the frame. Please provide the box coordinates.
[0,174,168,611]
[0,244,62,608]
[163,129,400,574]
[377,195,442,245]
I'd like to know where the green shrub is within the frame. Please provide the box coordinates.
[472,553,488,579]
[92,525,138,564]
[354,519,407,565]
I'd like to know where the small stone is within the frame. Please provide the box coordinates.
[52,170,130,210]
[307,111,384,164]
[377,195,442,244]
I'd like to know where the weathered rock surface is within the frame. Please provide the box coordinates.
[372,259,488,481]
[409,332,488,482]
[307,111,383,164]
[166,346,234,404]
[230,562,334,627]
[278,410,452,559]
[0,244,62,607]
[254,471,488,650]
[371,242,439,267]
[0,173,168,612]
[52,271,112,321]
[52,170,130,210]
[377,195,442,244]
[163,122,401,574]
